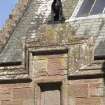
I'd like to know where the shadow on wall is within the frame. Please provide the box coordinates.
[94,40,105,60]
[94,39,105,102]
[102,61,105,102]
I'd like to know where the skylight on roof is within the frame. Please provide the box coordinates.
[76,0,105,17]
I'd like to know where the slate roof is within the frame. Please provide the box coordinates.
[0,0,41,63]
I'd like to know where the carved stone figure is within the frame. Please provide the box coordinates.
[51,0,65,22]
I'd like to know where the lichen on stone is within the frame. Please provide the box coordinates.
[37,23,78,45]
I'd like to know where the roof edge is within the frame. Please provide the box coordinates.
[0,0,31,52]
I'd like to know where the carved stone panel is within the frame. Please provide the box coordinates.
[32,51,67,77]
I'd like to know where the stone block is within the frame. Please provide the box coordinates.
[12,99,23,105]
[0,92,11,101]
[23,99,34,105]
[68,97,75,105]
[1,99,23,105]
[69,84,88,98]
[1,100,11,105]
[89,83,104,97]
[13,87,34,99]
[33,53,67,76]
[76,97,101,105]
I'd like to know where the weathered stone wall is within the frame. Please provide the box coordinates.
[0,78,104,105]
[0,82,34,105]
[26,23,105,105]
[69,78,105,105]
[26,24,95,74]
[0,22,103,105]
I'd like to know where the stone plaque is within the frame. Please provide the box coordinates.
[33,52,67,76]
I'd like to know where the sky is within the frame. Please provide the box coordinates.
[0,0,18,29]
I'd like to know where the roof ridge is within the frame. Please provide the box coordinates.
[0,0,31,52]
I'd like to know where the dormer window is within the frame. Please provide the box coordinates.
[76,0,105,17]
